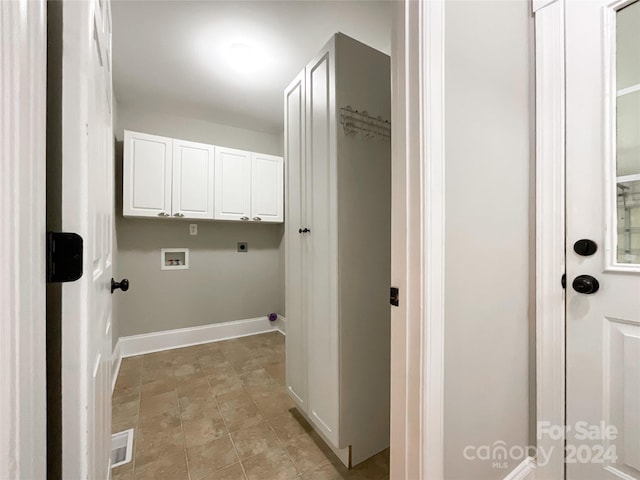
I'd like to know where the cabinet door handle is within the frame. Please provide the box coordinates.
[253,216,262,221]
[174,212,184,217]
[240,216,249,221]
[157,212,169,217]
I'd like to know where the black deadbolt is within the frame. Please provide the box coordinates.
[111,278,129,294]
[573,239,597,256]
[572,275,599,294]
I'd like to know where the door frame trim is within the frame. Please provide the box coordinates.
[533,0,567,477]
[390,1,446,478]
[0,0,48,478]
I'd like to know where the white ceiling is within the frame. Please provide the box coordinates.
[112,0,393,134]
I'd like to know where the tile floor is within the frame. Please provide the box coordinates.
[111,332,390,480]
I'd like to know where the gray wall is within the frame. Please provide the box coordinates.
[114,103,285,339]
[443,1,533,478]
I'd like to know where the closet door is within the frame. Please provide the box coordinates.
[172,139,214,219]
[251,153,284,222]
[285,70,307,411]
[305,46,340,446]
[214,146,251,221]
[123,130,172,217]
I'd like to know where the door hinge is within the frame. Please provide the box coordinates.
[46,232,83,283]
[390,287,399,307]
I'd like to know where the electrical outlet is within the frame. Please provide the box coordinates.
[189,224,198,236]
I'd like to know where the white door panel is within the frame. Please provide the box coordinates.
[306,50,339,445]
[251,152,284,222]
[172,139,215,219]
[285,71,307,410]
[214,146,251,221]
[61,0,114,478]
[123,130,172,217]
[566,1,640,478]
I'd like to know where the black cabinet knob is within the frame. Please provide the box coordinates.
[111,278,129,294]
[298,228,311,234]
[572,275,599,294]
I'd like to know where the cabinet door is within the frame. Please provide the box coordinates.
[123,130,172,217]
[306,46,340,446]
[284,70,308,411]
[214,147,251,221]
[251,153,284,223]
[172,139,215,219]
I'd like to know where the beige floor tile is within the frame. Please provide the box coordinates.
[187,435,238,480]
[137,408,181,431]
[178,391,221,421]
[215,389,255,415]
[133,451,189,480]
[174,363,200,377]
[134,428,184,469]
[210,376,245,396]
[112,334,388,480]
[141,366,174,384]
[241,447,299,480]
[303,461,351,480]
[195,462,246,480]
[267,409,313,444]
[140,377,176,396]
[221,403,266,432]
[230,421,279,459]
[112,398,139,426]
[283,431,333,475]
[240,368,277,387]
[112,462,134,480]
[183,416,228,448]
[141,351,175,371]
[176,374,211,397]
[139,390,178,419]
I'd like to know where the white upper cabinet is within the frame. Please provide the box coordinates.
[214,146,252,221]
[123,130,283,223]
[251,153,284,222]
[123,130,172,217]
[214,147,284,223]
[172,139,215,219]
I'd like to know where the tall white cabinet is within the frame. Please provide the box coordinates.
[284,33,391,467]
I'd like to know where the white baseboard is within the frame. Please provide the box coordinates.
[504,457,536,480]
[119,315,286,358]
[274,314,286,336]
[111,339,122,393]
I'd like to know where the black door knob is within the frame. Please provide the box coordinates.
[572,275,599,294]
[573,239,598,256]
[298,228,310,234]
[111,278,129,294]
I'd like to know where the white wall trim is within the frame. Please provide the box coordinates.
[111,340,122,393]
[504,457,537,480]
[119,316,285,358]
[0,1,48,479]
[389,1,445,479]
[534,0,566,478]
[420,1,446,479]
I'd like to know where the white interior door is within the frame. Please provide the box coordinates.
[566,1,640,478]
[172,139,214,219]
[61,0,114,478]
